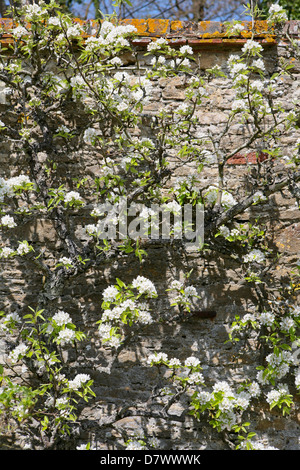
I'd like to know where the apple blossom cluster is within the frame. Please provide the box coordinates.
[131,275,157,297]
[227,38,275,120]
[265,383,291,407]
[241,39,263,56]
[98,277,157,348]
[204,186,236,209]
[148,348,292,444]
[252,190,267,204]
[85,21,137,52]
[243,249,265,264]
[8,342,28,364]
[124,433,159,450]
[0,311,21,332]
[226,21,245,36]
[147,39,195,75]
[83,127,99,146]
[267,4,288,25]
[63,190,85,207]
[23,3,45,20]
[147,352,262,434]
[229,304,300,398]
[48,316,77,346]
[58,257,73,268]
[0,175,33,202]
[0,241,33,259]
[0,215,16,228]
[168,279,199,312]
[68,373,91,390]
[0,304,93,434]
[147,37,169,53]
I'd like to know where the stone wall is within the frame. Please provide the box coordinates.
[0,19,300,450]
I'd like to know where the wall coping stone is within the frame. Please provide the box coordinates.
[0,18,300,47]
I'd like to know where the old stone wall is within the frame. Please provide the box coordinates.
[0,19,300,450]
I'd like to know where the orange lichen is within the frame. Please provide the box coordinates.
[147,19,169,35]
[170,21,184,33]
[121,18,148,35]
[198,21,210,32]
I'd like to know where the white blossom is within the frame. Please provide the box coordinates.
[184,286,197,297]
[0,178,14,201]
[252,58,265,71]
[219,225,230,237]
[56,125,70,134]
[268,4,288,23]
[1,215,16,228]
[132,276,157,297]
[212,381,234,396]
[52,310,72,326]
[59,257,73,267]
[106,335,122,348]
[230,228,240,237]
[147,37,168,52]
[232,99,248,112]
[113,71,130,84]
[102,285,119,302]
[126,440,146,450]
[253,191,267,203]
[0,246,14,258]
[170,279,183,290]
[204,186,236,208]
[163,200,182,213]
[12,26,28,38]
[187,372,204,385]
[137,308,153,324]
[259,311,275,327]
[110,57,123,66]
[265,389,281,405]
[179,45,193,55]
[9,343,28,363]
[196,390,212,404]
[85,224,97,236]
[48,17,60,26]
[0,311,21,331]
[66,24,82,38]
[242,442,279,450]
[17,241,31,255]
[57,328,76,345]
[256,370,269,385]
[229,23,244,35]
[24,3,43,19]
[243,249,265,264]
[169,357,181,367]
[7,174,32,189]
[248,381,261,397]
[147,352,168,364]
[98,322,113,339]
[185,356,200,368]
[242,40,263,55]
[251,80,264,92]
[83,127,98,145]
[64,191,84,205]
[279,317,295,331]
[229,62,248,77]
[68,373,91,390]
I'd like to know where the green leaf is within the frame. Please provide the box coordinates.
[116,278,125,288]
